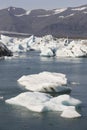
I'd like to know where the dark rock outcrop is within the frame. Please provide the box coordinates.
[0,42,13,57]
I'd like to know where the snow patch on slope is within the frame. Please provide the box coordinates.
[59,13,74,19]
[37,14,51,17]
[72,7,87,11]
[37,8,67,17]
[54,8,67,14]
[15,10,31,17]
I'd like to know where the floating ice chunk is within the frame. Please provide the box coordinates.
[71,82,80,85]
[61,106,81,118]
[4,56,13,60]
[6,92,81,118]
[40,47,55,57]
[46,94,81,111]
[0,96,3,100]
[56,40,87,57]
[6,92,52,112]
[52,94,81,106]
[56,48,75,57]
[0,35,34,53]
[1,34,13,44]
[18,71,70,93]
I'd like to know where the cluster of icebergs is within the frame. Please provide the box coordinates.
[0,34,83,118]
[6,92,81,118]
[0,34,87,58]
[0,34,35,53]
[56,40,87,57]
[5,71,82,118]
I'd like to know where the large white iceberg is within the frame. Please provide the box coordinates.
[56,41,87,57]
[0,35,35,53]
[32,35,87,58]
[0,34,13,44]
[29,35,59,52]
[18,71,71,93]
[5,92,81,118]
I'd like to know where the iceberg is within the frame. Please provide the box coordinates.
[61,106,81,118]
[1,34,13,44]
[5,92,81,118]
[40,47,55,57]
[1,34,87,58]
[34,36,87,58]
[18,71,71,93]
[56,41,87,57]
[30,35,58,52]
[0,35,35,53]
[6,92,52,112]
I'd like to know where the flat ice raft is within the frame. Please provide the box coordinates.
[18,71,71,93]
[6,92,81,118]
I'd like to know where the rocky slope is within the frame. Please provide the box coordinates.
[0,5,87,38]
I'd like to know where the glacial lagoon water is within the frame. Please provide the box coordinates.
[0,51,87,130]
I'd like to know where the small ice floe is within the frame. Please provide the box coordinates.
[70,82,80,85]
[5,92,81,118]
[61,106,81,118]
[18,71,71,93]
[0,96,3,100]
[4,56,13,60]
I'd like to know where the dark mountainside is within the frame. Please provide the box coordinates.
[0,5,87,38]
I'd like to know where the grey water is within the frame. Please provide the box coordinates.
[0,51,87,130]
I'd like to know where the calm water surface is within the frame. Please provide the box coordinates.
[0,52,87,130]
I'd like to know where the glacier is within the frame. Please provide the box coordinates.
[5,92,81,118]
[56,40,87,57]
[0,34,35,53]
[0,34,87,58]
